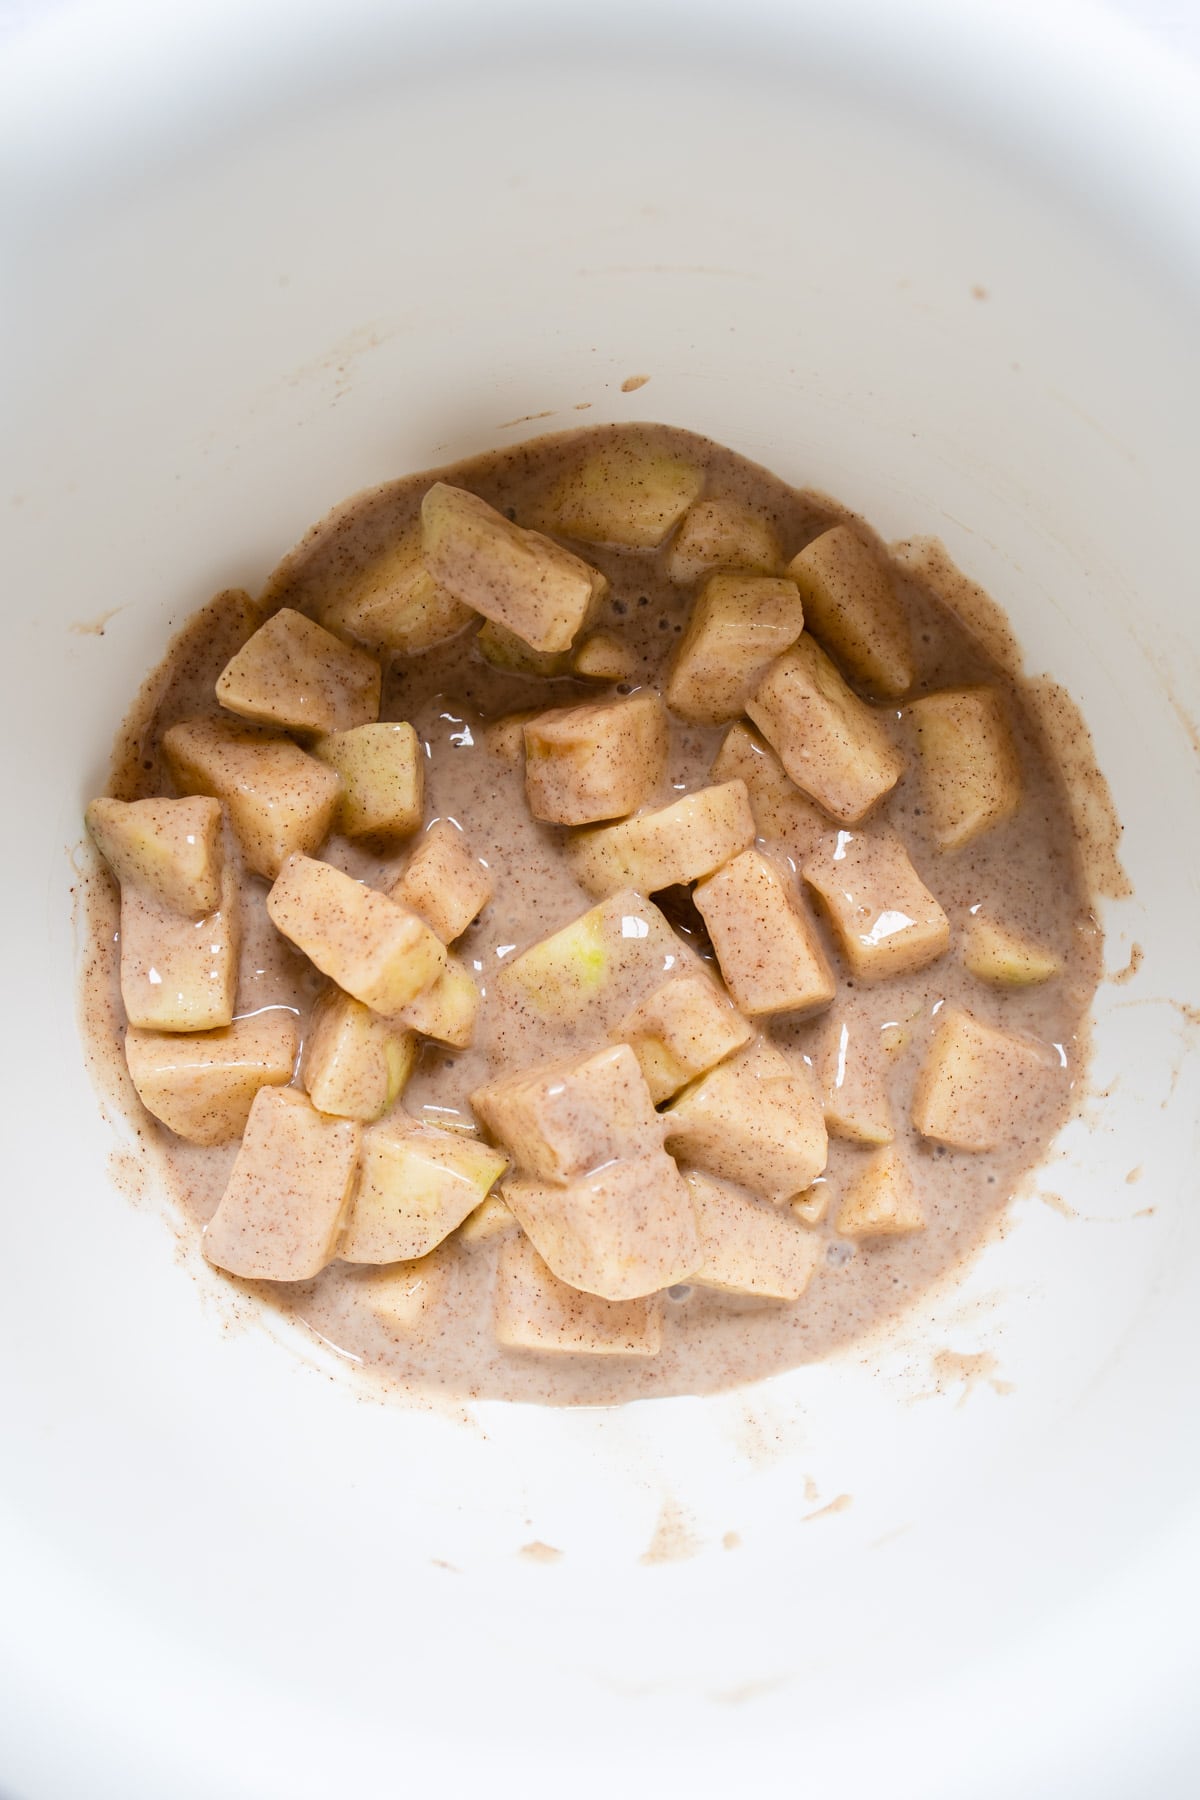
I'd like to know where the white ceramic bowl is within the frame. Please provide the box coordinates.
[3,2,1200,1795]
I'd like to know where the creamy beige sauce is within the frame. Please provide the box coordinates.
[79,424,1105,1405]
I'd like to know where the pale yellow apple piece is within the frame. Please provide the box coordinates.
[391,819,494,944]
[421,482,604,654]
[694,848,835,1017]
[476,619,570,678]
[616,973,752,1104]
[710,722,833,865]
[119,859,240,1033]
[301,989,416,1121]
[665,496,782,584]
[836,1146,925,1238]
[502,1150,699,1301]
[216,607,380,734]
[318,523,474,653]
[266,854,446,1014]
[746,636,905,823]
[396,956,480,1049]
[86,794,224,916]
[568,780,756,898]
[203,1086,360,1281]
[964,916,1061,986]
[663,1039,828,1203]
[666,575,806,724]
[494,1233,664,1355]
[524,690,668,826]
[340,1119,507,1263]
[359,1246,455,1330]
[787,525,914,698]
[687,1171,823,1300]
[313,722,423,838]
[536,432,704,548]
[571,632,636,681]
[162,716,340,879]
[458,1195,518,1243]
[124,1009,298,1144]
[908,686,1022,850]
[482,710,538,765]
[912,1007,1054,1151]
[814,1014,894,1145]
[471,1043,664,1184]
[802,828,949,980]
[792,1181,831,1226]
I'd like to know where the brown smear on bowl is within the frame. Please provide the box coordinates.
[76,422,1123,1407]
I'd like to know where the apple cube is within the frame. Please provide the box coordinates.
[535,432,704,548]
[694,848,836,1017]
[471,1043,664,1184]
[803,828,949,980]
[666,575,806,724]
[836,1147,925,1238]
[359,1246,454,1331]
[119,859,240,1032]
[494,1232,664,1355]
[616,973,752,1103]
[815,1014,894,1145]
[665,496,782,585]
[86,794,224,916]
[339,1119,507,1263]
[687,1171,822,1301]
[124,1009,297,1144]
[203,1086,360,1281]
[421,482,604,654]
[458,1195,518,1242]
[312,722,422,839]
[390,820,493,944]
[476,618,570,678]
[964,916,1061,986]
[266,854,446,1014]
[396,956,480,1048]
[301,989,416,1121]
[502,1149,699,1300]
[710,722,832,866]
[524,691,668,826]
[571,632,636,682]
[482,710,538,765]
[746,636,905,823]
[787,525,914,698]
[216,606,381,735]
[912,1007,1054,1151]
[162,716,340,879]
[663,1039,827,1203]
[318,523,474,653]
[908,686,1022,850]
[568,780,755,898]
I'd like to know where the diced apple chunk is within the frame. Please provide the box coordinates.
[502,1150,699,1301]
[119,859,240,1032]
[301,989,416,1121]
[313,722,423,839]
[666,496,781,584]
[616,974,752,1103]
[912,1008,1054,1151]
[663,1039,828,1203]
[666,575,806,724]
[458,1195,517,1242]
[787,526,914,698]
[318,524,474,653]
[471,1043,664,1184]
[568,781,755,898]
[216,607,381,734]
[421,483,604,654]
[746,636,905,824]
[162,716,340,879]
[908,686,1022,850]
[964,916,1061,986]
[482,710,538,765]
[86,795,224,916]
[710,722,832,866]
[571,632,636,681]
[536,433,704,548]
[203,1086,360,1281]
[359,1246,454,1330]
[803,829,949,980]
[494,1233,663,1355]
[396,956,480,1048]
[687,1172,822,1300]
[390,820,493,944]
[524,691,668,826]
[815,1015,894,1145]
[476,619,569,678]
[266,855,446,1014]
[836,1147,924,1238]
[124,1010,297,1144]
[694,848,835,1017]
[339,1119,507,1263]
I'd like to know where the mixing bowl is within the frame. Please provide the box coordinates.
[3,1,1199,1794]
